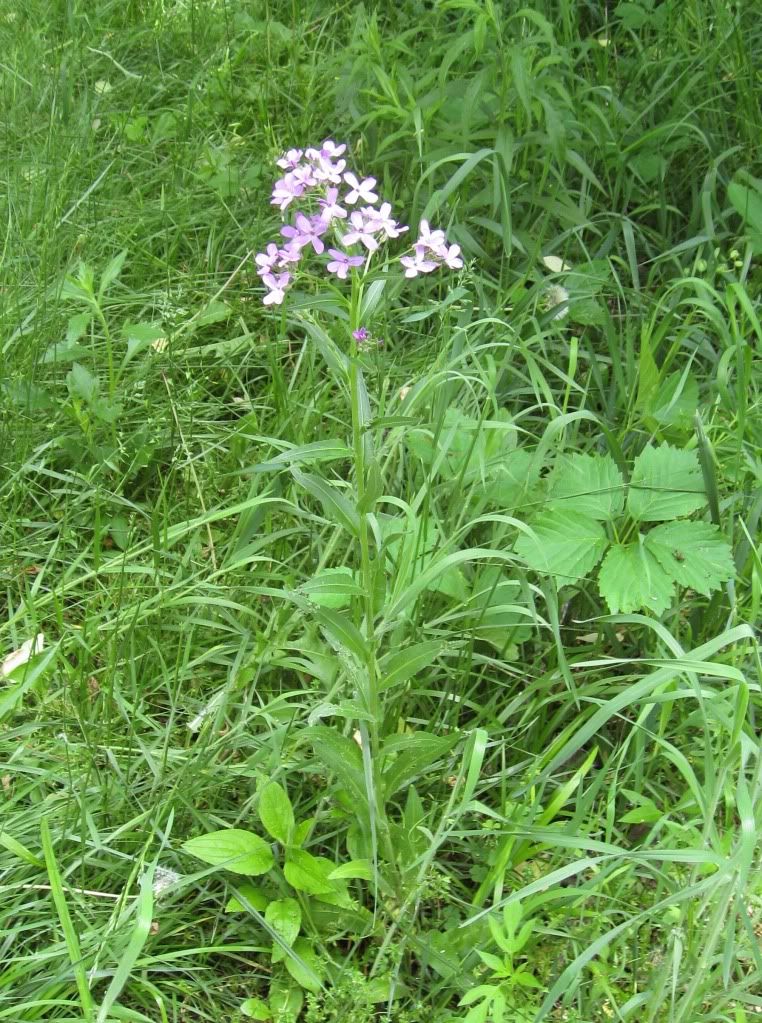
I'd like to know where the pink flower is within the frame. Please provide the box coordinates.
[326,248,365,279]
[312,157,346,185]
[400,245,439,278]
[271,175,304,211]
[320,139,347,159]
[343,172,378,205]
[281,213,328,255]
[342,211,380,252]
[442,243,463,269]
[417,219,447,255]
[319,187,348,224]
[276,148,304,170]
[262,272,291,305]
[361,202,407,240]
[254,243,281,276]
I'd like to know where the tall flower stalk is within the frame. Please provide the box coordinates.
[255,139,463,868]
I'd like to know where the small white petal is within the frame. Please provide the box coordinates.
[1,634,45,677]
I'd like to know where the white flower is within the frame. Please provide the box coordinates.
[543,284,570,320]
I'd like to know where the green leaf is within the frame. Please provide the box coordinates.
[300,567,361,609]
[291,468,360,535]
[382,732,459,796]
[66,311,92,343]
[98,248,128,299]
[647,370,698,430]
[728,172,762,250]
[378,641,442,692]
[182,829,274,876]
[66,362,98,403]
[240,997,271,1020]
[194,299,231,326]
[627,444,706,522]
[268,981,303,1022]
[548,453,624,519]
[598,541,674,615]
[305,726,367,811]
[225,883,267,913]
[266,898,301,962]
[644,520,734,595]
[327,859,373,881]
[515,510,608,583]
[258,781,295,845]
[284,937,324,994]
[283,849,335,895]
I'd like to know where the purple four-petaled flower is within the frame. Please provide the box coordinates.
[326,248,365,280]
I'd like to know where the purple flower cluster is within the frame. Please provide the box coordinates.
[255,139,462,306]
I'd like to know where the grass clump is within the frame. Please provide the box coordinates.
[1,1,761,1022]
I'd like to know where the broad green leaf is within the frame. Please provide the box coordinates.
[548,453,624,520]
[225,884,267,913]
[182,829,274,876]
[627,444,706,521]
[268,981,303,1022]
[645,520,734,595]
[598,541,674,615]
[66,311,92,343]
[466,569,531,652]
[240,997,271,1020]
[283,848,335,895]
[728,172,762,250]
[194,299,231,326]
[266,898,301,962]
[515,510,608,583]
[328,859,373,881]
[66,362,98,403]
[258,781,295,845]
[284,937,324,994]
[378,640,442,692]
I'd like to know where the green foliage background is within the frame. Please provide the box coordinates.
[0,0,761,1021]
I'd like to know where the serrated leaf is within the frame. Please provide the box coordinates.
[549,453,624,520]
[225,883,267,913]
[266,898,301,962]
[66,311,92,343]
[66,362,98,403]
[598,541,674,615]
[644,521,734,595]
[627,444,706,522]
[182,829,274,876]
[284,937,324,993]
[283,849,335,895]
[515,510,608,583]
[258,781,295,845]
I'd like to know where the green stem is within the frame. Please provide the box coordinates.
[347,277,393,866]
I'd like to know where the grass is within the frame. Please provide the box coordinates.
[1,0,761,1021]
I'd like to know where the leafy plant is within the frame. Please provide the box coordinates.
[183,781,370,1017]
[514,444,734,614]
